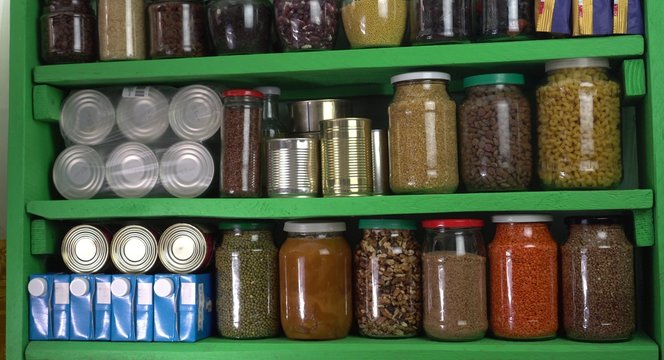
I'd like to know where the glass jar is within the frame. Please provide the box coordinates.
[40,0,97,64]
[256,87,284,193]
[220,90,264,197]
[207,0,273,55]
[279,221,352,340]
[410,0,472,44]
[489,214,558,340]
[355,219,421,338]
[341,0,407,48]
[274,0,339,51]
[216,222,279,339]
[459,73,532,192]
[477,0,533,41]
[537,58,622,189]
[147,0,208,59]
[562,217,635,342]
[98,0,146,61]
[388,72,458,194]
[422,219,487,341]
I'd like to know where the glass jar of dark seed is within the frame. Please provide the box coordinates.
[477,0,533,41]
[207,0,273,55]
[274,0,339,51]
[40,0,97,64]
[216,222,279,339]
[355,219,421,338]
[410,0,472,44]
[562,217,635,342]
[459,73,532,192]
[147,0,208,59]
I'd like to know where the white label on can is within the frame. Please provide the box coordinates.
[55,282,70,305]
[137,282,153,305]
[197,283,204,331]
[181,283,196,305]
[97,282,111,304]
[122,86,150,98]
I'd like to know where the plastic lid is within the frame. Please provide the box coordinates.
[223,89,264,99]
[565,216,625,225]
[111,278,131,297]
[463,73,525,88]
[391,71,451,84]
[359,219,418,230]
[422,219,484,229]
[154,278,175,297]
[218,222,273,231]
[545,58,610,72]
[28,278,48,297]
[283,221,346,233]
[255,86,281,96]
[492,214,554,223]
[70,277,90,297]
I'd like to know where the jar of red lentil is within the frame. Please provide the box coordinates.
[489,214,558,340]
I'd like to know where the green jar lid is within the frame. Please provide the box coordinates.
[463,73,525,88]
[358,219,418,230]
[218,222,273,231]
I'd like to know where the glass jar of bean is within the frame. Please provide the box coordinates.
[41,0,97,64]
[147,0,208,59]
[274,0,339,51]
[536,58,622,189]
[341,0,407,48]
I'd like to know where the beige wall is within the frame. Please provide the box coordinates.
[0,0,8,238]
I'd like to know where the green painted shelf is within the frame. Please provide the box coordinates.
[24,333,659,360]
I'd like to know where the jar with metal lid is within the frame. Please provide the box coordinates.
[477,0,533,41]
[489,215,558,340]
[388,72,458,194]
[562,216,635,342]
[147,0,208,59]
[40,0,97,64]
[410,0,471,44]
[341,0,407,48]
[537,58,622,189]
[220,89,264,197]
[459,73,532,192]
[355,219,421,338]
[208,0,273,55]
[274,0,339,51]
[280,221,352,340]
[216,222,279,339]
[422,219,487,341]
[98,0,146,61]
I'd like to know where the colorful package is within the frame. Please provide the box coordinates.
[536,0,573,35]
[573,0,613,36]
[613,0,644,34]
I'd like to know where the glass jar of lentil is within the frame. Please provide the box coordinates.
[341,0,407,48]
[220,89,264,198]
[98,0,146,61]
[459,73,532,192]
[216,222,279,339]
[562,216,635,342]
[537,58,622,189]
[388,71,458,194]
[274,0,339,51]
[280,221,352,340]
[147,0,208,59]
[355,219,421,338]
[477,0,533,41]
[410,0,472,44]
[422,219,487,341]
[40,0,97,64]
[489,214,558,340]
[207,0,273,55]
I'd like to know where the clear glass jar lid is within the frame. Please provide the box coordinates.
[492,214,554,223]
[391,71,451,84]
[283,221,346,233]
[545,57,610,72]
[358,219,417,230]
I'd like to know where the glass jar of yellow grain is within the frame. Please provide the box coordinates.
[341,0,407,48]
[388,71,458,194]
[536,58,622,189]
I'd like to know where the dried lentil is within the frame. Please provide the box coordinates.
[98,0,146,61]
[341,0,407,48]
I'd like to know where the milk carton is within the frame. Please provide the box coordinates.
[136,275,154,342]
[94,274,112,341]
[154,274,179,342]
[53,274,71,340]
[111,274,136,341]
[28,274,53,340]
[179,274,213,342]
[69,274,95,340]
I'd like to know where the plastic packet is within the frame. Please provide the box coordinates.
[572,0,613,36]
[535,0,572,35]
[613,0,644,35]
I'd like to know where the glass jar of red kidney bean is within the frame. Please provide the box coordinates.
[40,0,97,64]
[562,216,635,342]
[147,0,208,59]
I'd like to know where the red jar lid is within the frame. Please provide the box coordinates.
[421,219,484,229]
[223,89,264,99]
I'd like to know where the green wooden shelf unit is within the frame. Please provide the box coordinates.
[6,1,664,360]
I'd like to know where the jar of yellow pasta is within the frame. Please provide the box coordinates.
[536,58,622,189]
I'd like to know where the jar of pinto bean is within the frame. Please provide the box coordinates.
[459,73,532,192]
[40,0,97,64]
[489,214,558,340]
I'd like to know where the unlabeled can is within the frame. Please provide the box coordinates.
[371,129,390,195]
[160,141,215,198]
[53,145,106,200]
[111,225,160,274]
[62,225,112,274]
[320,117,373,197]
[291,99,353,133]
[117,86,171,143]
[159,223,214,274]
[267,138,319,198]
[106,142,159,198]
[60,90,115,146]
[169,85,223,141]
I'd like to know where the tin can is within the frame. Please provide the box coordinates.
[117,86,170,143]
[291,99,352,133]
[169,85,223,141]
[111,225,160,274]
[159,223,215,274]
[267,138,319,198]
[160,141,215,198]
[60,90,116,146]
[61,225,112,274]
[320,117,373,197]
[106,142,159,198]
[53,145,105,200]
[371,129,390,195]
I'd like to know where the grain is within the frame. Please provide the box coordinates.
[98,0,146,61]
[341,0,407,48]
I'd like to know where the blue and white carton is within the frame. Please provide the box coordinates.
[179,274,213,342]
[94,274,112,341]
[69,274,95,340]
[136,275,154,342]
[28,274,53,340]
[154,274,179,342]
[111,274,136,341]
[52,274,71,340]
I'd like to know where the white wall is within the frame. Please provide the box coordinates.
[0,0,9,239]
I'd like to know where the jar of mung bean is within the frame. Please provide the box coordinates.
[216,222,279,339]
[388,71,458,194]
[536,58,622,189]
[341,0,407,48]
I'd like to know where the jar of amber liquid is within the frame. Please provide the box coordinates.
[279,221,352,340]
